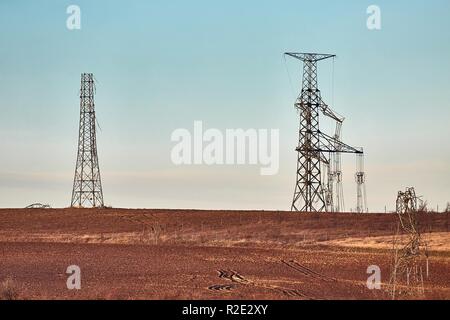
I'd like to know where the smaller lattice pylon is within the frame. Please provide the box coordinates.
[355,152,367,213]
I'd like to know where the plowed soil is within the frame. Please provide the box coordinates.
[0,208,449,300]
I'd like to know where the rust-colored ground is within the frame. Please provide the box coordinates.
[0,208,449,300]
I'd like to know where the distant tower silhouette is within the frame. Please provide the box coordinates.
[70,73,104,208]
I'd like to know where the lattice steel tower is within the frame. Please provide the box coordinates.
[70,73,104,208]
[285,52,363,212]
[355,153,367,213]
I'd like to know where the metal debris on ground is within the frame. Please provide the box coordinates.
[390,187,429,299]
[25,203,51,209]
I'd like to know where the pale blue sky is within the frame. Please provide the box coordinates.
[0,0,449,211]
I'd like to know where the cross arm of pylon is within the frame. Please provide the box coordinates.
[317,131,363,154]
[284,52,336,62]
[319,100,345,123]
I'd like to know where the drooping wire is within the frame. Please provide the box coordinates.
[93,75,99,94]
[92,75,102,132]
[96,116,102,132]
[331,56,335,107]
[283,54,296,102]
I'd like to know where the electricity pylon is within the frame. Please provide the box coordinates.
[285,52,363,212]
[355,153,367,213]
[70,73,104,208]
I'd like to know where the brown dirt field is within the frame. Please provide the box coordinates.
[0,208,449,300]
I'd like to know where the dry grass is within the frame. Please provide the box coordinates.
[322,232,450,252]
[0,277,19,300]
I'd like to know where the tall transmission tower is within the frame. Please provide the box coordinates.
[70,73,104,208]
[285,52,363,212]
[355,153,367,213]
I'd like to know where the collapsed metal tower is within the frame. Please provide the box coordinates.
[70,73,104,208]
[396,187,418,214]
[391,187,429,298]
[285,52,364,212]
